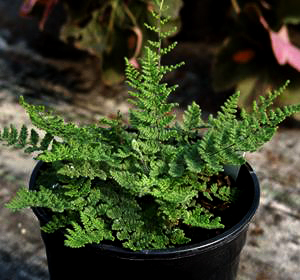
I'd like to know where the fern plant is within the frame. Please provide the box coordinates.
[2,0,300,251]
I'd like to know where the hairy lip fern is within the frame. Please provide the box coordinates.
[2,1,300,251]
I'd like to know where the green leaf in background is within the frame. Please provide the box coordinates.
[213,0,300,113]
[274,0,300,25]
[59,0,183,85]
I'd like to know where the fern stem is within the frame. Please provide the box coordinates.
[157,0,164,69]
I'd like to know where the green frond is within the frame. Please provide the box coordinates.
[170,228,191,245]
[152,183,198,204]
[5,186,67,213]
[64,222,90,248]
[184,145,206,173]
[64,207,114,248]
[57,161,107,180]
[60,178,92,200]
[29,129,39,146]
[37,140,115,164]
[16,125,28,148]
[2,125,18,145]
[147,40,161,50]
[214,92,240,124]
[20,96,76,139]
[110,170,142,194]
[144,22,160,34]
[182,102,203,132]
[160,27,178,39]
[160,62,185,75]
[210,184,236,202]
[41,214,73,233]
[168,159,185,178]
[168,148,185,177]
[150,159,168,177]
[0,124,54,154]
[183,207,224,229]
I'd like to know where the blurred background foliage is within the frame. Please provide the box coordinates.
[212,0,300,110]
[20,0,183,85]
[19,0,300,115]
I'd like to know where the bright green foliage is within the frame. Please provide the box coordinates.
[3,1,300,251]
[6,186,68,213]
[0,123,53,153]
[183,207,223,229]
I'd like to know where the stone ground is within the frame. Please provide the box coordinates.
[0,1,300,279]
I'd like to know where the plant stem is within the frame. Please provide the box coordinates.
[157,0,164,69]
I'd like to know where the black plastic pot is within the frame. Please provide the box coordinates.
[30,161,260,280]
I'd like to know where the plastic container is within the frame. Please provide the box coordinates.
[30,162,260,280]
